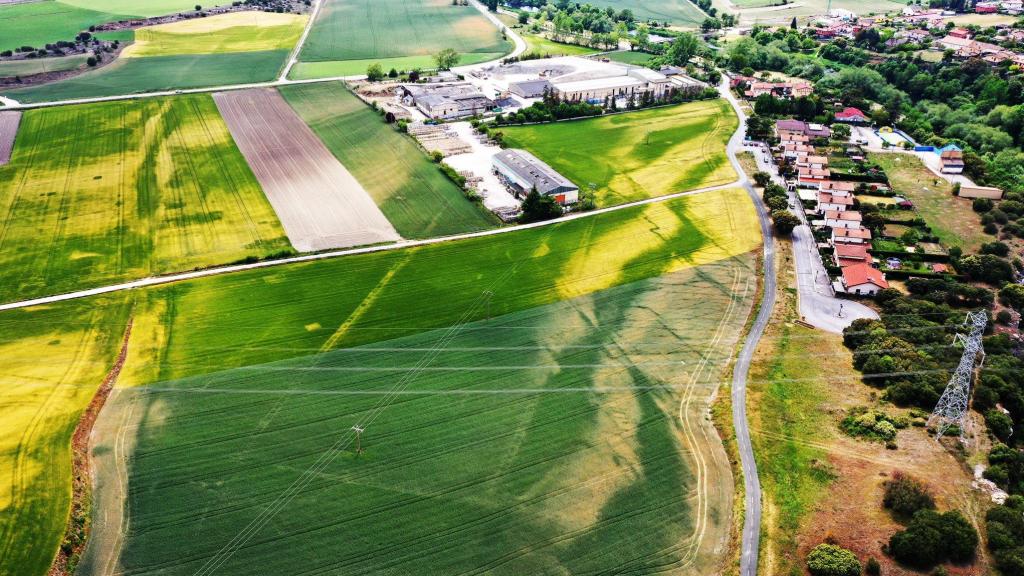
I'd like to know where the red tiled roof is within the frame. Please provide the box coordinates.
[833,228,872,239]
[842,263,889,289]
[835,243,870,261]
[835,107,868,120]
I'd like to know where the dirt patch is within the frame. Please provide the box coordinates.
[214,88,401,251]
[48,318,133,576]
[0,110,20,165]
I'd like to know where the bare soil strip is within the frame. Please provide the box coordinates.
[0,110,21,165]
[214,88,400,251]
[48,318,133,576]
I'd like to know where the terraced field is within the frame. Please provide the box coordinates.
[0,95,290,303]
[76,188,761,575]
[0,296,132,576]
[501,100,738,207]
[295,0,512,79]
[281,82,497,238]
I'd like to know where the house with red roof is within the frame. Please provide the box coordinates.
[834,107,870,124]
[834,243,872,268]
[840,263,889,296]
[832,228,872,244]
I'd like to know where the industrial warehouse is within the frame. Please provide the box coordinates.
[492,149,579,205]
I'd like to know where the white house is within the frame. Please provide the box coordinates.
[841,263,889,296]
[824,210,862,229]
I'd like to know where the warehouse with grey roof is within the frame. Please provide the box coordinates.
[493,149,579,205]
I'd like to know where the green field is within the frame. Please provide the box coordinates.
[0,54,88,78]
[582,0,707,26]
[289,52,505,80]
[606,50,656,65]
[122,11,306,57]
[523,33,599,57]
[281,82,496,238]
[3,50,289,103]
[297,0,512,77]
[501,100,738,207]
[0,0,211,51]
[0,296,132,576]
[0,95,290,303]
[871,153,992,252]
[71,187,761,575]
[733,0,906,25]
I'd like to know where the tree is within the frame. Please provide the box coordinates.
[434,48,460,70]
[864,558,880,576]
[194,4,201,10]
[753,171,771,187]
[832,124,852,141]
[519,189,563,223]
[366,63,385,81]
[790,16,798,29]
[772,211,800,235]
[667,32,700,66]
[806,543,862,576]
[485,0,497,11]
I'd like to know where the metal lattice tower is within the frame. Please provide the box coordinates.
[928,311,987,441]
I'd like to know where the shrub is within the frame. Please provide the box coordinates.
[882,472,935,517]
[888,509,978,569]
[997,310,1013,325]
[865,557,880,575]
[1000,283,1024,311]
[807,543,862,576]
[974,198,994,213]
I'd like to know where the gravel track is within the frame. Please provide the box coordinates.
[0,110,21,165]
[214,88,400,251]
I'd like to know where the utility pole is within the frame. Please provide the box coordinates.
[351,425,365,455]
[928,311,987,442]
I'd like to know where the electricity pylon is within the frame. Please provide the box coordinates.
[351,425,365,455]
[928,311,987,441]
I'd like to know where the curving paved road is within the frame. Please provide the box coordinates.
[719,80,772,576]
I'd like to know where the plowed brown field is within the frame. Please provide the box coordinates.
[214,88,400,251]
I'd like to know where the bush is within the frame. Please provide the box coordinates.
[807,543,862,576]
[882,471,935,517]
[865,557,880,576]
[997,310,1013,325]
[519,189,562,224]
[888,509,978,569]
[1000,283,1024,311]
[974,198,994,213]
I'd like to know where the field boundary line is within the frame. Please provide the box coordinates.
[0,181,742,312]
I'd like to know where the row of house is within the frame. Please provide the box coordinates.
[772,119,890,296]
[938,30,1024,65]
[729,76,814,99]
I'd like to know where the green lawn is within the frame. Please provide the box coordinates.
[871,153,993,252]
[3,50,289,103]
[522,33,598,57]
[298,0,512,71]
[74,188,760,575]
[500,100,738,207]
[0,296,132,576]
[0,95,290,303]
[605,50,656,65]
[289,52,504,80]
[0,54,89,78]
[0,0,211,51]
[281,82,496,238]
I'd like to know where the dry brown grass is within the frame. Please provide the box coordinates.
[750,237,990,576]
